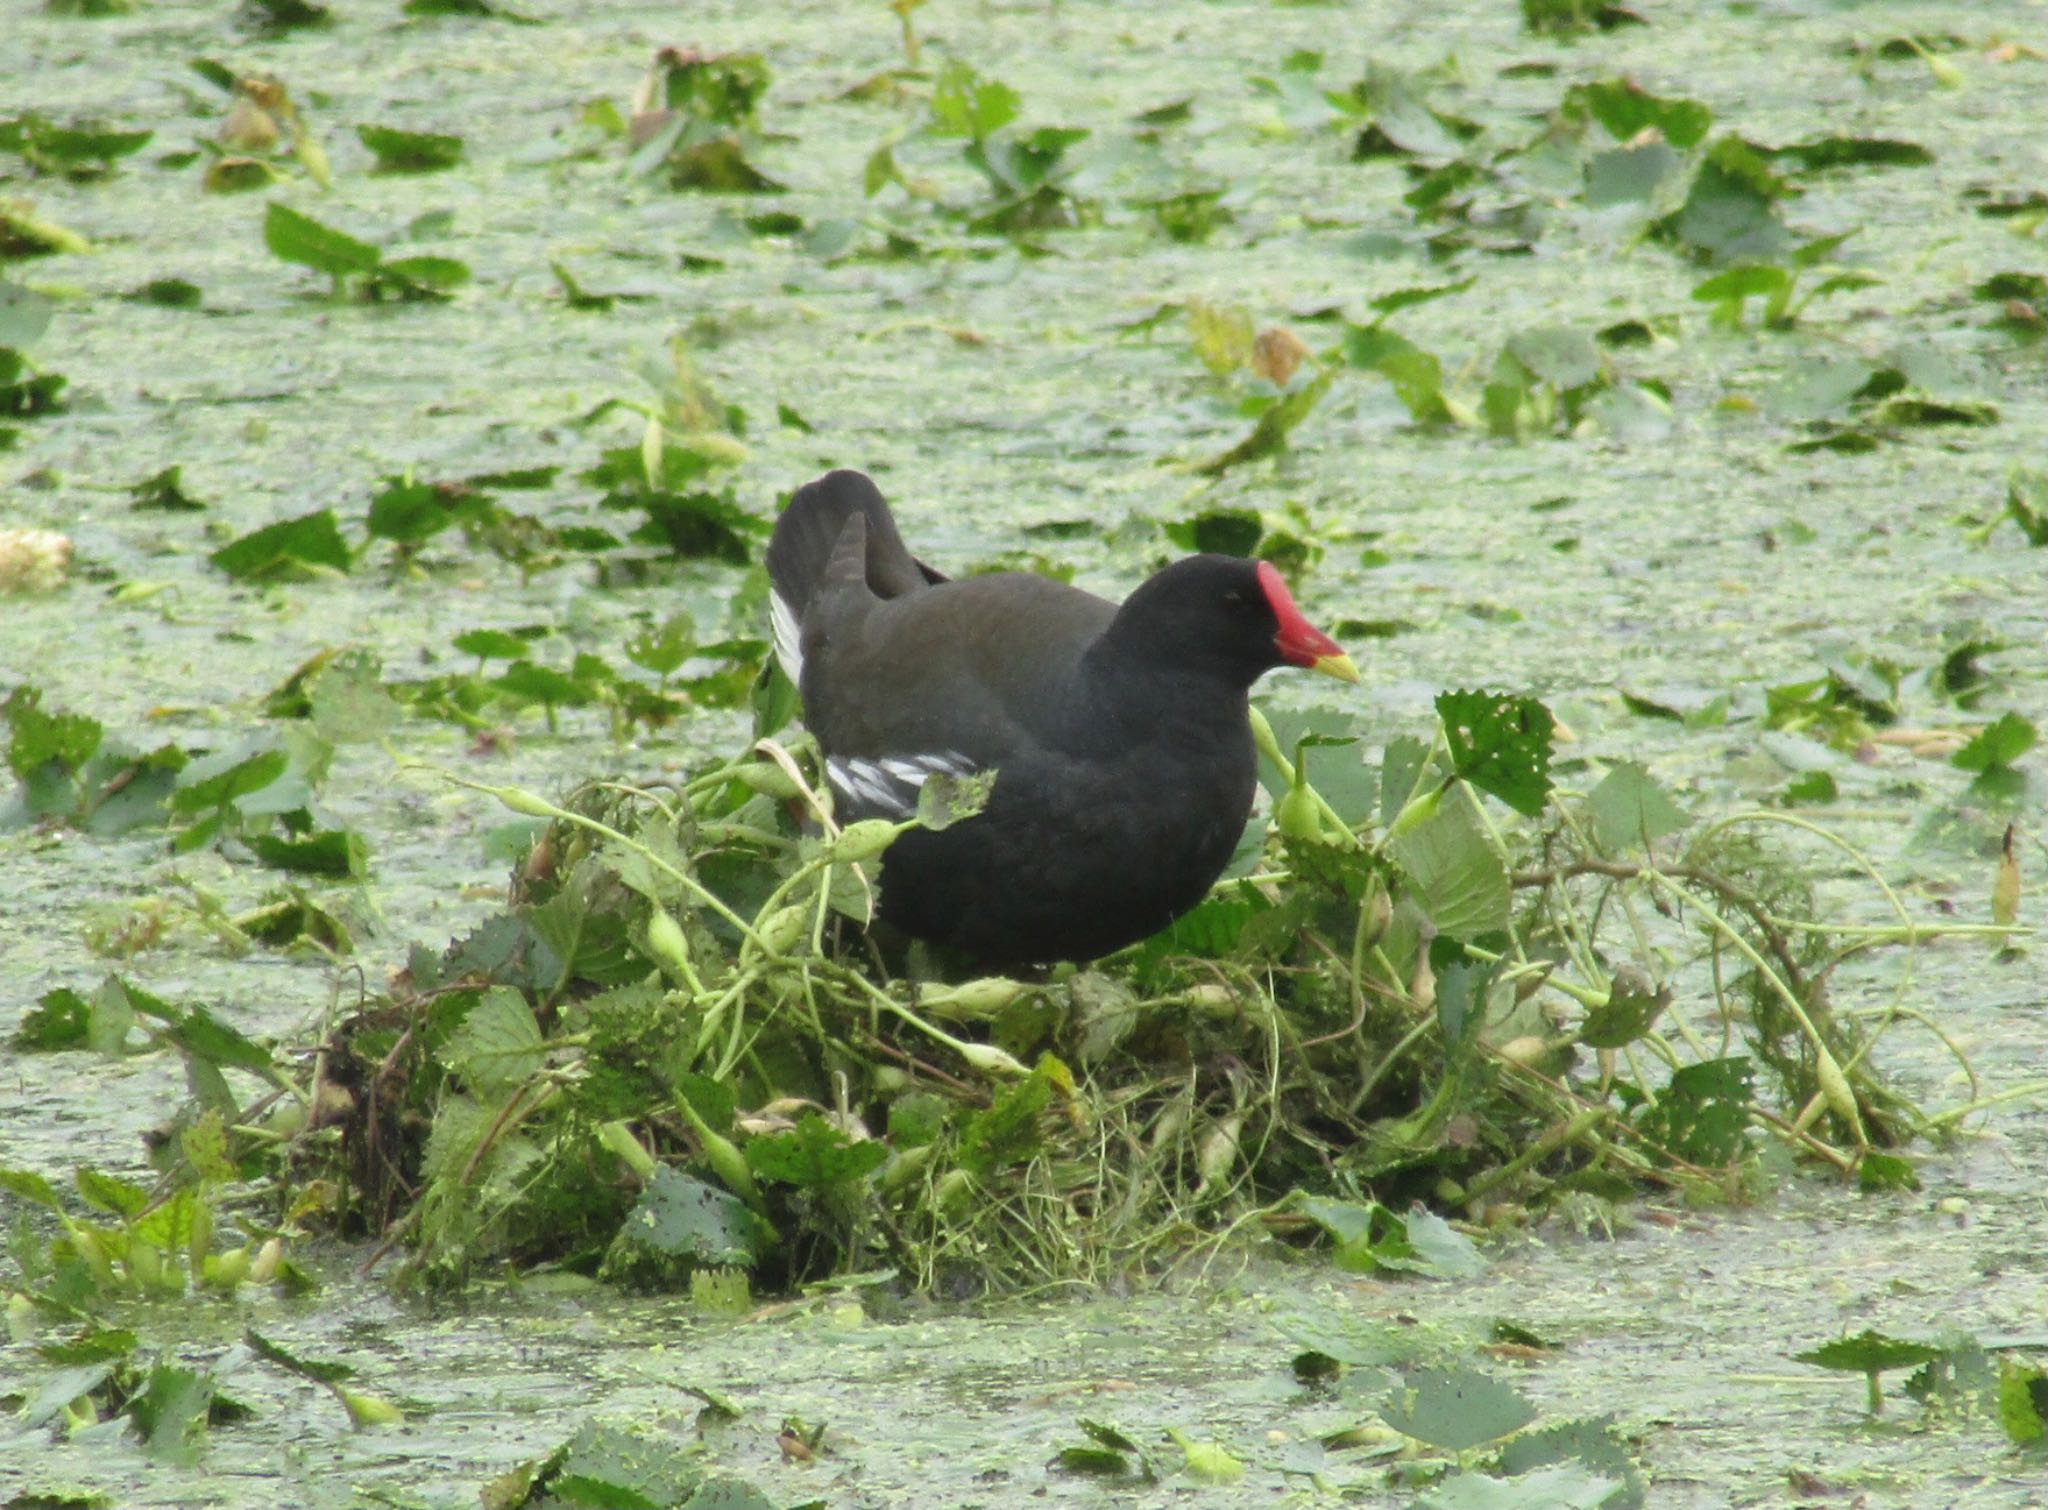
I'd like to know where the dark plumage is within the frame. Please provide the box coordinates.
[766,469,1358,967]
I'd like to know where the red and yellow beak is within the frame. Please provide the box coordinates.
[1258,562,1361,683]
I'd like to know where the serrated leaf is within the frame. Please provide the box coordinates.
[1436,690,1554,817]
[1952,711,2036,772]
[1389,782,1511,941]
[1381,1365,1537,1451]
[618,1166,756,1266]
[439,986,544,1093]
[1588,762,1690,851]
[743,1114,887,1188]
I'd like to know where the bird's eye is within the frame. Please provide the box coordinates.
[1221,590,1245,606]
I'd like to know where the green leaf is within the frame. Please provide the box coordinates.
[1998,1361,2048,1445]
[617,1166,757,1266]
[1583,142,1681,206]
[958,1068,1055,1177]
[929,61,1021,140]
[245,1326,356,1385]
[0,1164,65,1210]
[494,661,596,708]
[624,614,694,677]
[1388,789,1510,941]
[743,1114,888,1188]
[76,1165,149,1217]
[1505,326,1602,390]
[1795,1330,1943,1376]
[0,279,55,345]
[170,746,290,816]
[12,986,91,1050]
[1661,136,1789,263]
[1588,762,1690,851]
[127,1364,214,1463]
[21,1361,117,1429]
[1570,79,1712,149]
[209,509,352,580]
[1633,1055,1753,1164]
[1419,1465,1620,1510]
[439,986,544,1093]
[452,628,534,662]
[1952,711,2036,772]
[917,768,995,831]
[246,828,369,877]
[1435,690,1554,817]
[1342,325,1452,424]
[263,202,381,280]
[165,1005,278,1079]
[1381,1365,1538,1451]
[374,255,472,297]
[4,685,102,777]
[1578,979,1666,1048]
[355,123,465,172]
[129,464,208,511]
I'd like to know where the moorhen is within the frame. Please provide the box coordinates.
[766,469,1358,967]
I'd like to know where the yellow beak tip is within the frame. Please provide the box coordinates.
[1312,652,1361,685]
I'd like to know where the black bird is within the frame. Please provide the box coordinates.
[765,469,1358,967]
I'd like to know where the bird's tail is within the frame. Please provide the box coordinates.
[765,470,942,683]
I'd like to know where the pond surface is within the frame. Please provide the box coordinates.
[4,0,2046,1503]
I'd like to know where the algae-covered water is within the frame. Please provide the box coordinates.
[4,0,2047,1503]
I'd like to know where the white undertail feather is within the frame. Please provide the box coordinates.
[769,589,803,685]
[826,751,977,819]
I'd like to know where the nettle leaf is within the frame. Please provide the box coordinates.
[1952,711,2037,772]
[1633,1055,1753,1164]
[1588,762,1690,851]
[13,986,90,1050]
[210,510,352,580]
[1389,784,1510,942]
[439,986,544,1093]
[128,1364,215,1463]
[743,1113,887,1188]
[618,1166,757,1265]
[5,685,103,776]
[1435,690,1554,817]
[1578,978,1666,1048]
[1795,1330,1943,1377]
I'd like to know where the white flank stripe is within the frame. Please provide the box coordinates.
[826,751,978,819]
[770,590,803,685]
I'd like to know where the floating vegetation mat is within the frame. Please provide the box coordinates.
[21,690,1978,1299]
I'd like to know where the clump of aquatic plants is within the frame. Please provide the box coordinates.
[189,65,333,193]
[44,678,1995,1297]
[866,60,1097,238]
[625,48,783,193]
